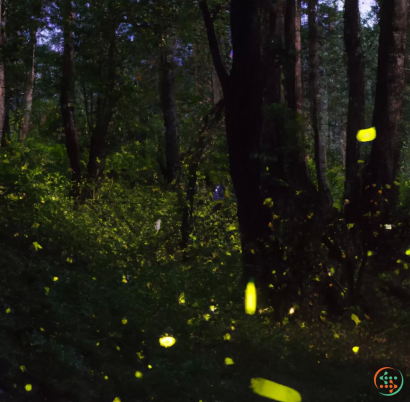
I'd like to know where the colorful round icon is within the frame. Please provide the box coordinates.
[374,367,404,396]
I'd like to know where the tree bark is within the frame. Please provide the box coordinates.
[60,0,81,193]
[0,2,6,147]
[284,0,297,112]
[362,0,408,219]
[308,0,332,213]
[86,29,119,188]
[295,0,303,114]
[343,0,365,224]
[159,38,181,185]
[19,26,37,146]
[201,0,273,289]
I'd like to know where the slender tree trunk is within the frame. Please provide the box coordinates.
[159,38,180,184]
[60,0,81,194]
[1,93,10,147]
[362,0,408,219]
[308,0,332,212]
[19,26,37,146]
[86,29,119,188]
[284,0,297,112]
[344,0,365,224]
[0,2,6,146]
[295,0,303,114]
[82,83,92,131]
[212,68,222,105]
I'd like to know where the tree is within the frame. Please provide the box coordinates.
[343,0,365,224]
[362,0,408,219]
[308,0,332,213]
[0,1,6,146]
[159,37,181,185]
[60,0,81,194]
[201,0,273,289]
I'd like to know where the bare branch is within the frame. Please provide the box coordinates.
[200,1,229,90]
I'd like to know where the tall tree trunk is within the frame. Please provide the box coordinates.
[86,29,119,189]
[362,0,408,219]
[201,0,274,290]
[19,26,37,146]
[0,2,6,147]
[284,0,297,112]
[1,93,10,147]
[295,0,303,115]
[308,0,332,213]
[343,0,365,224]
[212,68,222,105]
[60,0,81,194]
[159,38,180,184]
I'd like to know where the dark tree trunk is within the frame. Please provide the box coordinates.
[295,0,303,115]
[343,0,365,225]
[265,0,285,105]
[0,2,6,147]
[60,0,81,194]
[201,0,273,289]
[159,39,181,185]
[1,94,10,147]
[308,0,332,213]
[284,0,297,112]
[362,0,408,220]
[19,26,37,146]
[86,29,119,189]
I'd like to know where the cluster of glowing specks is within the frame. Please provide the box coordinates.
[352,346,360,354]
[225,357,234,365]
[245,278,257,315]
[178,293,185,304]
[250,378,302,402]
[135,371,143,378]
[159,335,176,348]
[25,384,32,392]
[356,127,376,142]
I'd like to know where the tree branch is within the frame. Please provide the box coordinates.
[200,1,229,90]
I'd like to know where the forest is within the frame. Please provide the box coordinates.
[0,0,409,400]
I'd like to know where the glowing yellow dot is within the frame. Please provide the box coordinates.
[45,287,50,294]
[356,127,376,142]
[245,279,257,315]
[20,365,26,372]
[6,308,11,314]
[135,371,143,378]
[159,336,176,348]
[148,365,152,369]
[116,346,120,351]
[289,307,295,315]
[223,333,231,341]
[122,318,128,325]
[113,398,121,402]
[225,357,234,365]
[352,346,359,354]
[96,342,99,346]
[405,249,410,256]
[53,277,58,281]
[104,376,108,380]
[25,384,32,392]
